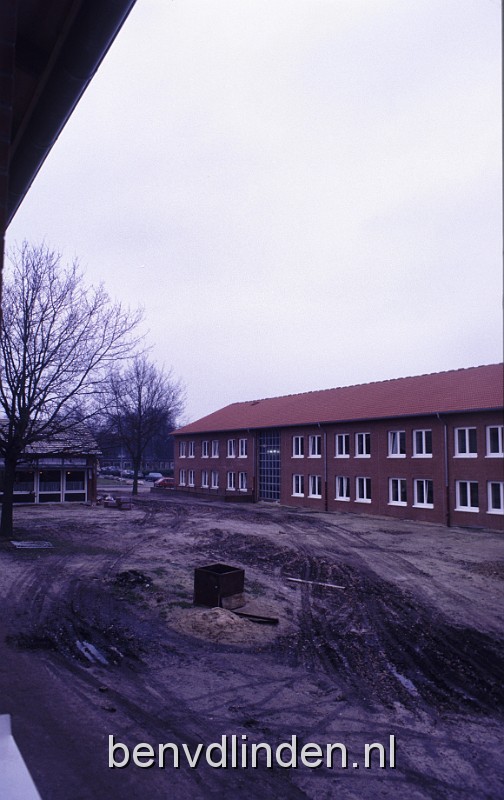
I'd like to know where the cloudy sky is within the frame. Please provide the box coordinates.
[6,0,502,424]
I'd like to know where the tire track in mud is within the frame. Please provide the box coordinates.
[3,504,164,666]
[134,503,504,718]
[275,525,504,715]
[4,498,208,671]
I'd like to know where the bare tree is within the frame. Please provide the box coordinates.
[0,242,143,535]
[105,355,185,494]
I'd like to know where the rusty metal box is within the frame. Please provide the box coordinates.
[193,563,245,607]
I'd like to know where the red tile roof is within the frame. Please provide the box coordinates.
[176,364,504,435]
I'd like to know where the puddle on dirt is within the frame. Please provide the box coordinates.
[76,640,109,665]
[10,541,53,549]
[389,666,419,696]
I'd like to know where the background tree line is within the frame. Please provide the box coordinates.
[0,242,185,536]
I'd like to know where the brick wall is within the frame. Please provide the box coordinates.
[174,410,504,531]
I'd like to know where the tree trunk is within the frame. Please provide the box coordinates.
[0,455,17,538]
[132,459,141,496]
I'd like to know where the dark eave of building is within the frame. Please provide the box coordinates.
[6,0,137,227]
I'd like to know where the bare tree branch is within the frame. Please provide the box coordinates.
[102,354,185,494]
[0,242,144,535]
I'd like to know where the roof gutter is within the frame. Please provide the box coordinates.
[7,0,138,226]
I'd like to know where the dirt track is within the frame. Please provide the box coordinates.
[1,493,503,799]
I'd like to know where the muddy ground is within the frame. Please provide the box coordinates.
[1,492,503,799]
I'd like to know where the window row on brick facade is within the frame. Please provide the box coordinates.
[179,438,249,459]
[291,426,504,460]
[179,468,248,491]
[291,474,504,515]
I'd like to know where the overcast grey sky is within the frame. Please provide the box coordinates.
[6,0,502,424]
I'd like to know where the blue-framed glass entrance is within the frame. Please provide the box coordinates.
[258,430,281,501]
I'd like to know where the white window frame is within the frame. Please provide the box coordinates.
[238,471,247,492]
[487,482,504,514]
[335,476,350,501]
[179,468,186,486]
[414,479,434,508]
[188,441,195,458]
[211,470,219,489]
[179,441,187,458]
[308,435,322,458]
[201,469,209,488]
[486,426,504,457]
[335,433,350,459]
[355,432,371,458]
[454,427,477,458]
[211,440,219,458]
[188,469,195,487]
[292,435,304,458]
[308,474,322,498]
[202,440,209,459]
[413,429,432,458]
[388,478,407,506]
[238,438,248,458]
[227,439,236,458]
[292,474,304,496]
[455,480,479,512]
[388,431,406,458]
[227,471,236,491]
[356,476,371,503]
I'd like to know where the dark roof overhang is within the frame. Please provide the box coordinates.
[7,0,137,227]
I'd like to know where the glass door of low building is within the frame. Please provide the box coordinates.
[38,469,62,502]
[258,430,281,501]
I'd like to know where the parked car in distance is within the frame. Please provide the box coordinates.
[100,466,121,477]
[154,476,175,488]
[144,472,163,482]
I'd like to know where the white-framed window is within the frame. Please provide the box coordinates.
[179,468,186,486]
[335,433,350,458]
[413,429,432,457]
[179,441,187,458]
[188,441,195,458]
[335,476,350,501]
[389,478,407,506]
[308,435,322,458]
[227,471,236,491]
[414,479,434,508]
[202,440,209,459]
[292,474,304,496]
[488,482,504,514]
[227,439,236,458]
[455,480,479,512]
[486,426,504,457]
[309,475,322,498]
[455,428,477,457]
[238,472,248,492]
[388,431,406,458]
[211,470,219,489]
[201,469,209,488]
[356,476,371,503]
[188,469,195,487]
[239,438,248,458]
[355,432,371,458]
[292,435,304,458]
[211,440,219,458]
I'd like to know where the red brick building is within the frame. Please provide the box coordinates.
[174,364,504,531]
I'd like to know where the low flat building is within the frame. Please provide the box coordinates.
[174,364,504,531]
[0,426,100,505]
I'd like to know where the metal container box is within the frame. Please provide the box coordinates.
[193,563,245,607]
